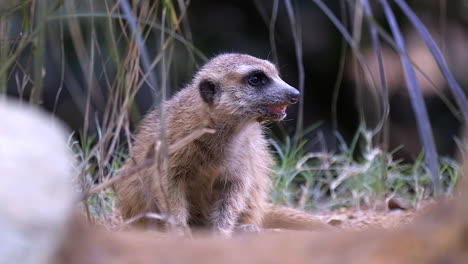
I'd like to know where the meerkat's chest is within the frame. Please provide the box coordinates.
[183,140,257,201]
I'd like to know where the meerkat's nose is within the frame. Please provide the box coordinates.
[288,89,300,104]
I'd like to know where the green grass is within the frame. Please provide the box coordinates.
[270,126,461,211]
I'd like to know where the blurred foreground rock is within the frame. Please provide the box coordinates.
[0,98,74,264]
[54,198,468,264]
[0,98,467,264]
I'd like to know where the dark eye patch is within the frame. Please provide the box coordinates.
[245,71,269,87]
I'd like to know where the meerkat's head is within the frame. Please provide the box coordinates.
[193,53,300,122]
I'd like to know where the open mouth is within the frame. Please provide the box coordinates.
[260,104,288,120]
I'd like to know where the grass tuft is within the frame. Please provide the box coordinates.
[270,127,461,211]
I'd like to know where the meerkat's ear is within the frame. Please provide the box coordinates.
[198,79,219,105]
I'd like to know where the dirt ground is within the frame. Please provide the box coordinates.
[94,203,427,233]
[314,207,419,230]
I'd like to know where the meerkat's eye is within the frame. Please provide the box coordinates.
[246,71,268,87]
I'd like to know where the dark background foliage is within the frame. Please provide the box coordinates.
[3,0,467,160]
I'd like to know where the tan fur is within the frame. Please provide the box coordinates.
[115,53,327,235]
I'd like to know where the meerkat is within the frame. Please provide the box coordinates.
[115,53,328,236]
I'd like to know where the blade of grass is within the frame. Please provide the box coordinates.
[350,0,368,129]
[393,0,468,121]
[331,0,348,131]
[269,0,280,66]
[362,0,390,190]
[380,0,440,195]
[438,0,447,57]
[48,12,207,61]
[0,18,10,94]
[361,0,389,139]
[52,17,65,114]
[309,0,378,106]
[284,0,305,147]
[30,0,47,104]
[356,7,461,121]
[83,0,97,158]
[119,0,157,100]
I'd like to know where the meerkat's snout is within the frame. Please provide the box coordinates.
[269,76,300,106]
[257,77,300,121]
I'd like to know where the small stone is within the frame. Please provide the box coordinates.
[328,219,343,226]
[387,197,408,211]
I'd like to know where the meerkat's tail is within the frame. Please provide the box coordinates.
[262,204,330,231]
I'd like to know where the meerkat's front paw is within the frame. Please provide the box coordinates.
[215,228,233,238]
[169,224,192,239]
[235,224,262,234]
